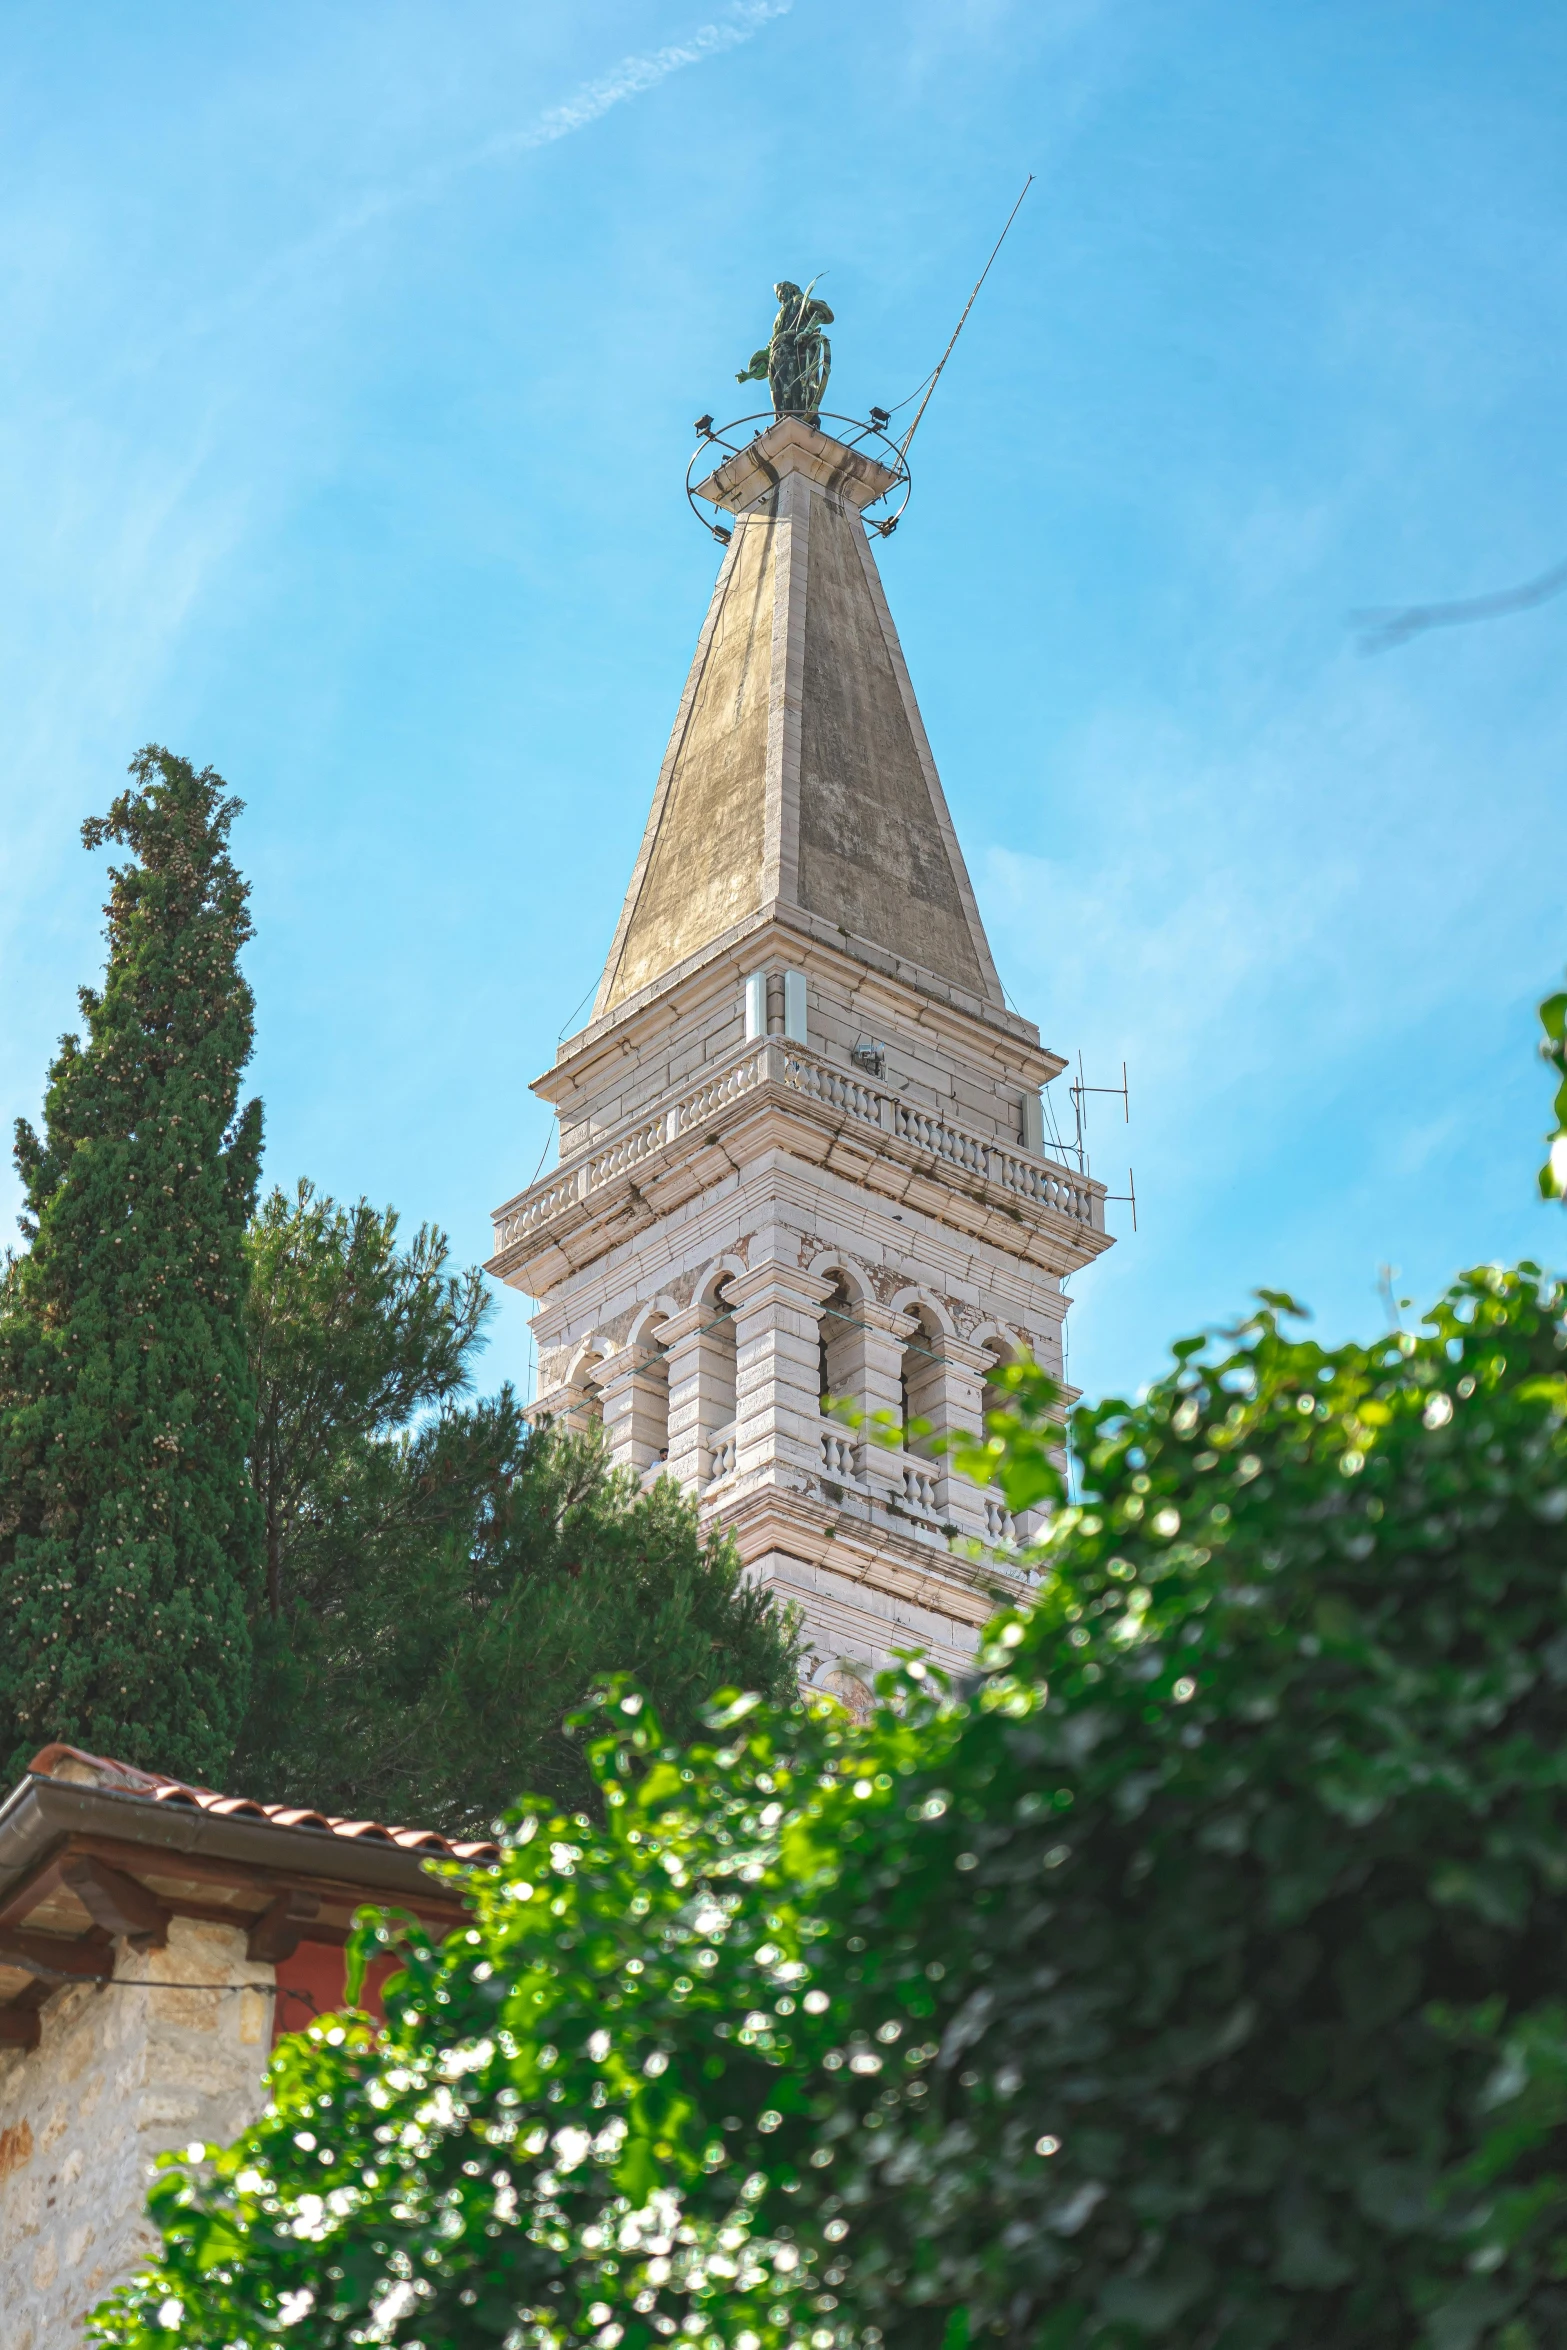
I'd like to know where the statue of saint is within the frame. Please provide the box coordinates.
[737,279,834,418]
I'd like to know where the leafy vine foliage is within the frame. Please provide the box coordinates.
[92,1255,1567,2350]
[0,748,261,1785]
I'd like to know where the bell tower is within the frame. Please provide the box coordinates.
[487,413,1111,1693]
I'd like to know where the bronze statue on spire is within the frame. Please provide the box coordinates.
[737,279,834,419]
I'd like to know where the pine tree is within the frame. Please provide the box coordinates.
[0,747,262,1785]
[235,1181,800,1831]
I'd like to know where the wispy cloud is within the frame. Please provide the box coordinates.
[482,2,794,164]
[160,2,794,346]
[314,2,794,252]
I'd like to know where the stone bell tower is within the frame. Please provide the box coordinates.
[487,414,1112,1691]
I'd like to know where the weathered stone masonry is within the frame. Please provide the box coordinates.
[489,416,1113,1697]
[0,1746,489,2348]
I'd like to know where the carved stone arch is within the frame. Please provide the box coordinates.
[969,1318,1031,1367]
[813,1659,874,1722]
[629,1296,681,1350]
[695,1254,747,1311]
[969,1321,1034,1434]
[564,1337,610,1389]
[805,1248,874,1303]
[887,1284,957,1337]
[558,1339,610,1434]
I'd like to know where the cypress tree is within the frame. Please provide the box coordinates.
[0,747,262,1785]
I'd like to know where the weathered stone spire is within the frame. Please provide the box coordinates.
[491,412,1113,1703]
[596,417,1004,1020]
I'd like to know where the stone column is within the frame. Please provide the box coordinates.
[912,1335,995,1537]
[595,1344,670,1477]
[660,1301,737,1493]
[724,1262,836,1488]
[530,1376,603,1437]
[814,1296,914,1500]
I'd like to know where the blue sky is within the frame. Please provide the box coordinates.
[2,0,1563,1407]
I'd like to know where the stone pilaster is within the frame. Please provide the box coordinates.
[596,1345,670,1477]
[908,1333,994,1535]
[660,1301,737,1490]
[724,1262,836,1488]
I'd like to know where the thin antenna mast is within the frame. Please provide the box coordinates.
[896,174,1034,462]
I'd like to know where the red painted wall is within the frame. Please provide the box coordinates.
[271,1941,401,2046]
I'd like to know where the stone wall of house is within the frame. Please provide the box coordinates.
[0,1917,275,2350]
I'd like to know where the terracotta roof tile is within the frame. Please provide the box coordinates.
[25,1744,501,1866]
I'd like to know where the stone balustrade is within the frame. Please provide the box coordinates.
[983,1494,1018,1545]
[819,1427,856,1480]
[491,1041,1101,1256]
[901,1459,940,1517]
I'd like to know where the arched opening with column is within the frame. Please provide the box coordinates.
[602,1305,672,1481]
[557,1345,606,1435]
[816,1272,861,1411]
[699,1276,738,1483]
[661,1262,742,1492]
[807,1257,918,1497]
[973,1323,1052,1546]
[981,1330,1021,1425]
[892,1293,955,1457]
[812,1264,874,1485]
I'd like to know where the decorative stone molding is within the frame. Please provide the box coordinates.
[490,418,1114,1684]
[487,1038,1107,1291]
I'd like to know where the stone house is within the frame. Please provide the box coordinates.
[0,1742,494,2348]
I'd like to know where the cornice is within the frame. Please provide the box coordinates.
[713,1483,1030,1633]
[538,905,1057,1112]
[490,1039,1109,1299]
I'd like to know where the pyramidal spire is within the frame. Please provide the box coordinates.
[595,417,1005,1021]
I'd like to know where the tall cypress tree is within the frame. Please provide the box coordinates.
[0,748,262,1785]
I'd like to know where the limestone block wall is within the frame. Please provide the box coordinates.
[760,1546,982,1683]
[546,924,1057,1169]
[525,1143,1064,1682]
[0,1917,274,2350]
[534,1148,1067,1433]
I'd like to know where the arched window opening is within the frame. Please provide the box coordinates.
[703,1281,739,1484]
[902,1309,946,1458]
[570,1354,605,1436]
[817,1276,859,1485]
[818,1278,856,1408]
[628,1315,670,1479]
[982,1337,1019,1429]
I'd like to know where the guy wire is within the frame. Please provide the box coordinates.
[896,174,1035,463]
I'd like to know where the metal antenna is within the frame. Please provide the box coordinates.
[896,175,1034,462]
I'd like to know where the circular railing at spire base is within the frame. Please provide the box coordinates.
[685,410,912,546]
